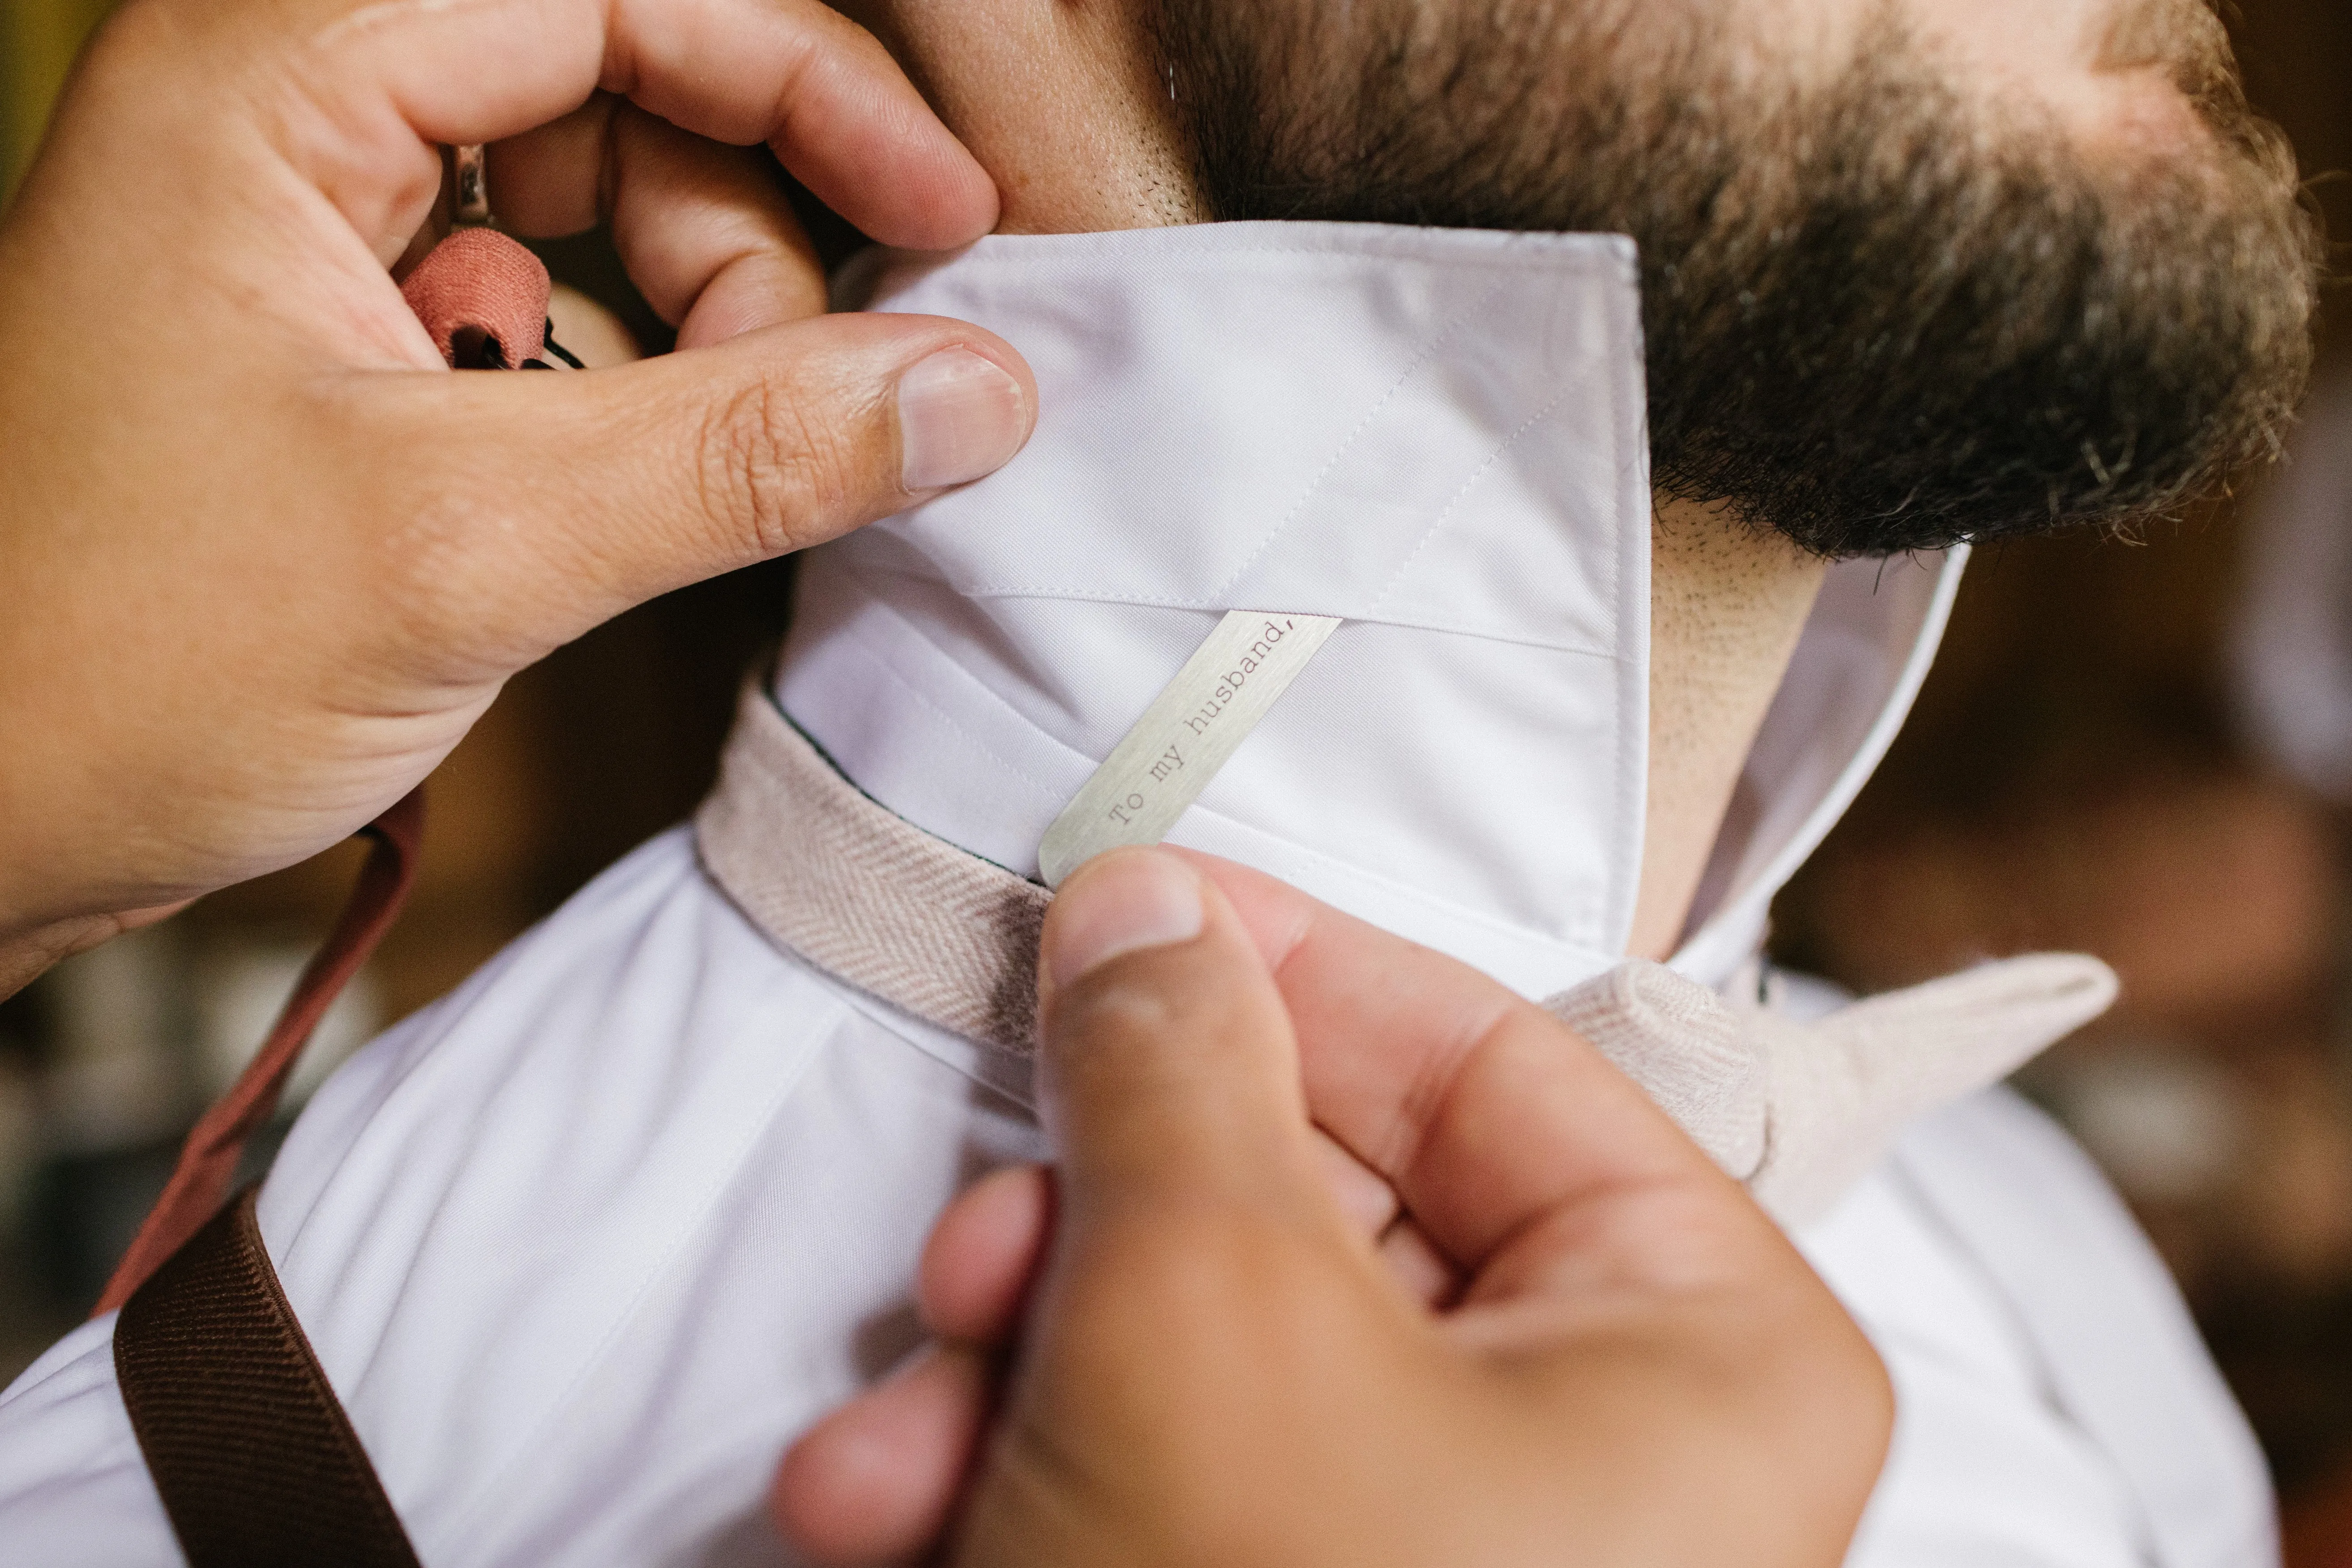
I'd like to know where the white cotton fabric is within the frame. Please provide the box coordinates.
[0,222,2270,1568]
[790,224,1963,997]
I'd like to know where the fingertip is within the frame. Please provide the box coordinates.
[1034,849,1317,1210]
[1375,1217,1463,1309]
[843,84,1000,249]
[1039,849,1207,999]
[773,41,1000,253]
[768,1423,869,1566]
[918,1164,1053,1344]
[1313,1130,1402,1241]
[771,1346,991,1564]
[444,307,1037,625]
[854,140,999,252]
[673,251,829,351]
[897,344,1034,493]
[1171,849,1321,975]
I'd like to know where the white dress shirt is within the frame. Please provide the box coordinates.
[0,223,2270,1567]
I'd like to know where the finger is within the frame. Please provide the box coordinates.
[918,1164,1053,1346]
[489,99,828,348]
[771,1344,991,1566]
[915,1138,1395,1352]
[916,1141,1397,1353]
[1315,1128,1403,1240]
[256,0,996,255]
[1376,1216,1462,1308]
[545,285,640,368]
[1172,852,1728,1274]
[1035,850,1332,1234]
[355,312,1034,677]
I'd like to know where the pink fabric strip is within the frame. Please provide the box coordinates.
[96,791,424,1315]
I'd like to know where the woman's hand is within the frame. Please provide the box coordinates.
[0,0,1034,992]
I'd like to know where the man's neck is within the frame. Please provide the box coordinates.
[1634,499,1828,957]
[837,0,1202,233]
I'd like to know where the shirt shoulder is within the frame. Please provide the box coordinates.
[0,1315,176,1566]
[0,829,1040,1568]
[1805,1087,2276,1568]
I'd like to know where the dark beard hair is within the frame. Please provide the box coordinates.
[1146,1,2321,557]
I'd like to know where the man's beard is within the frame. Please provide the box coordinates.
[1146,0,2320,557]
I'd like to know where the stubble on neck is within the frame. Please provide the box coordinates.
[1633,497,1828,959]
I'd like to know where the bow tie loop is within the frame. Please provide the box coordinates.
[1545,954,2119,1225]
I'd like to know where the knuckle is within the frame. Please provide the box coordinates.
[360,490,500,676]
[694,371,867,559]
[1050,961,1271,1090]
[325,418,521,680]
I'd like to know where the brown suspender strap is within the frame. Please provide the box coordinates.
[102,789,426,1565]
[115,1187,425,1568]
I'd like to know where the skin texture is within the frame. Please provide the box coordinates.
[773,848,1895,1566]
[0,0,1040,997]
[1634,500,1828,957]
[842,0,1196,233]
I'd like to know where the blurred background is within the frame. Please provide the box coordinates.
[9,0,2352,1558]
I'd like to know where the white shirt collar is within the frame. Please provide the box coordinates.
[779,222,1961,997]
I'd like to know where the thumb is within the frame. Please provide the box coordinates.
[366,311,1034,662]
[1037,849,1329,1232]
